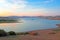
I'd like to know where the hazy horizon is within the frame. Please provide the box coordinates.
[0,0,60,16]
[0,15,60,17]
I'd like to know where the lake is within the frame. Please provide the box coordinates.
[0,18,60,32]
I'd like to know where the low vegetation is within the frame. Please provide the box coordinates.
[52,28,60,32]
[49,28,60,34]
[0,30,7,37]
[0,29,38,37]
[29,32,38,36]
[17,32,38,36]
[0,29,16,37]
[8,31,16,35]
[0,20,18,23]
[17,32,29,35]
[48,32,56,34]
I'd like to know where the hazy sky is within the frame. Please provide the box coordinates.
[0,0,60,16]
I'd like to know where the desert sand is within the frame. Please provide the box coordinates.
[0,24,60,40]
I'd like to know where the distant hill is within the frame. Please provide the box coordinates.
[7,16,60,18]
[0,16,20,23]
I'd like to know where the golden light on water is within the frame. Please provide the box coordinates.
[0,23,16,27]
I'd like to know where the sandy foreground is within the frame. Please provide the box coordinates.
[0,28,60,40]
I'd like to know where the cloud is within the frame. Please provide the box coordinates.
[37,0,54,4]
[6,0,27,8]
[43,0,54,4]
[0,0,27,12]
[0,0,59,16]
[0,0,54,12]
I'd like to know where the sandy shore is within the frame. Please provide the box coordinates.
[48,18,60,20]
[0,28,60,40]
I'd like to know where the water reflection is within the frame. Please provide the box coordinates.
[0,23,16,27]
[0,18,60,32]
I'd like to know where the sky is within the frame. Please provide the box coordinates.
[0,0,60,16]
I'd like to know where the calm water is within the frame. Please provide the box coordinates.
[0,18,60,32]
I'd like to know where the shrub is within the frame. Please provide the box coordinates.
[0,30,7,37]
[8,31,16,35]
[53,28,60,32]
[17,32,29,35]
[18,32,24,35]
[29,32,38,36]
[49,32,56,34]
[23,32,29,35]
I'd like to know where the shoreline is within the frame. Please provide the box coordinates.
[48,18,60,20]
[0,24,60,40]
[0,28,60,40]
